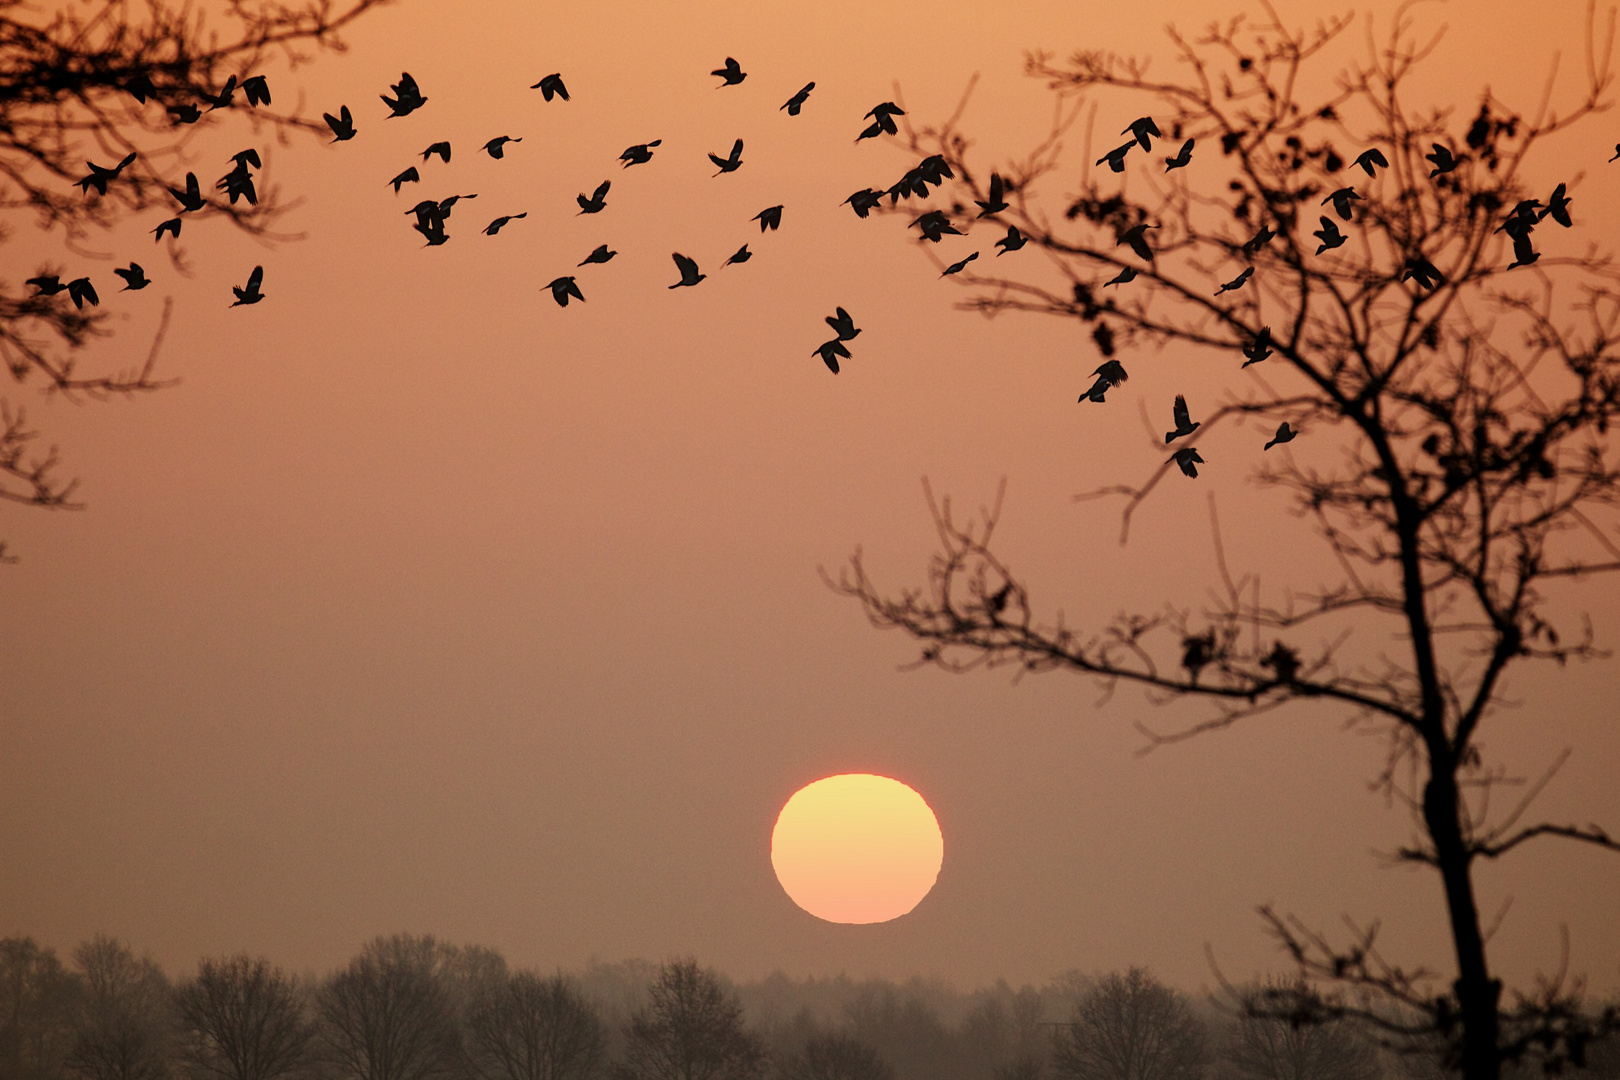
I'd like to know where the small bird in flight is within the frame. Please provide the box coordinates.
[910,210,962,242]
[152,217,182,241]
[1322,186,1361,221]
[1095,141,1134,173]
[1264,422,1297,450]
[814,339,851,374]
[168,102,201,125]
[577,180,610,214]
[620,140,661,167]
[66,277,99,309]
[856,101,905,141]
[781,82,814,115]
[1242,224,1275,257]
[1118,222,1158,261]
[941,251,979,276]
[113,263,150,291]
[1164,395,1200,442]
[1242,326,1273,366]
[382,72,426,117]
[531,73,569,101]
[1313,216,1346,254]
[422,141,451,163]
[1079,359,1128,403]
[995,225,1027,255]
[1122,116,1160,152]
[712,57,746,86]
[1104,266,1137,286]
[709,139,744,174]
[167,172,205,212]
[723,244,752,267]
[484,213,527,235]
[826,308,860,341]
[1216,266,1254,293]
[844,188,883,218]
[1508,230,1540,269]
[1164,139,1194,170]
[1426,143,1458,176]
[205,75,237,111]
[25,274,66,296]
[578,244,617,266]
[1170,446,1205,478]
[388,166,420,193]
[324,105,356,141]
[483,136,521,159]
[1352,147,1388,177]
[242,75,271,106]
[1540,183,1572,227]
[1402,255,1445,290]
[546,276,584,306]
[231,265,265,306]
[754,205,783,231]
[975,173,1009,217]
[76,152,138,196]
[669,252,705,288]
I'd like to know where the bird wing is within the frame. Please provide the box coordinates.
[673,253,696,275]
[593,181,610,199]
[730,138,743,159]
[1173,395,1190,427]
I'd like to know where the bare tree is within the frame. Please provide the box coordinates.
[775,1034,894,1080]
[65,936,172,1080]
[829,4,1620,1077]
[1,936,80,1080]
[465,972,603,1080]
[615,961,766,1080]
[1048,968,1207,1080]
[1217,980,1379,1080]
[0,0,390,560]
[314,935,460,1080]
[172,955,311,1080]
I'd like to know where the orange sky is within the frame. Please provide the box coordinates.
[2,0,1617,998]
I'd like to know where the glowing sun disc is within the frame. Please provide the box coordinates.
[771,773,943,924]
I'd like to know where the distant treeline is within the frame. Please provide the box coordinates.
[2,934,1615,1080]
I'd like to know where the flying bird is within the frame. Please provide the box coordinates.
[844,188,883,218]
[1170,446,1205,478]
[941,251,979,276]
[577,180,610,214]
[975,173,1009,217]
[781,82,815,115]
[228,148,261,170]
[113,263,149,290]
[125,73,156,103]
[76,153,137,196]
[1426,142,1458,176]
[814,339,851,373]
[1322,186,1361,220]
[620,140,661,166]
[910,210,962,242]
[241,75,271,106]
[1104,266,1137,286]
[482,136,521,159]
[1242,326,1272,366]
[1611,144,1620,162]
[204,75,237,111]
[668,252,705,288]
[414,219,448,246]
[1079,359,1128,403]
[1313,216,1346,254]
[546,276,584,307]
[754,205,783,231]
[1508,230,1540,268]
[1264,422,1297,450]
[388,166,420,193]
[1164,138,1194,170]
[422,141,451,163]
[1123,116,1160,152]
[1164,395,1200,442]
[723,244,752,267]
[995,225,1027,254]
[1402,255,1445,290]
[168,102,201,125]
[382,72,426,117]
[1096,141,1134,173]
[324,105,356,141]
[1216,266,1254,293]
[152,217,182,241]
[825,308,860,341]
[709,138,744,174]
[1243,224,1275,257]
[25,274,66,296]
[867,101,905,123]
[1118,222,1158,261]
[578,244,617,266]
[1352,147,1389,177]
[484,213,527,235]
[167,172,205,212]
[230,265,265,306]
[1499,200,1543,238]
[531,73,569,101]
[1540,183,1572,227]
[66,277,98,308]
[217,161,258,205]
[712,57,746,86]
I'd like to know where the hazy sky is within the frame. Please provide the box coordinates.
[3,0,1617,998]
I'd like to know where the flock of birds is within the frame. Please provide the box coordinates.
[29,61,1610,477]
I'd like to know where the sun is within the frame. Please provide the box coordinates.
[770,773,944,924]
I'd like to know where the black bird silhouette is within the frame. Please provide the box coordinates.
[205,75,237,111]
[941,251,979,276]
[1541,183,1572,227]
[76,153,137,195]
[125,73,156,103]
[167,172,205,212]
[546,276,584,307]
[1352,147,1388,177]
[435,193,477,217]
[1164,395,1200,442]
[483,136,521,159]
[826,308,860,341]
[577,181,610,214]
[1401,255,1445,290]
[814,339,851,373]
[781,82,814,115]
[388,166,420,193]
[242,75,271,106]
[1243,224,1276,257]
[1170,446,1205,478]
[168,102,201,125]
[995,225,1026,255]
[1499,200,1543,238]
[1242,325,1272,366]
[1216,266,1254,293]
[1313,216,1346,254]
[152,217,182,241]
[1079,359,1128,403]
[1611,144,1620,162]
[55,277,93,306]
[113,263,149,291]
[578,244,617,266]
[1123,116,1160,151]
[712,58,746,86]
[422,141,451,163]
[1322,186,1361,220]
[866,101,905,123]
[217,159,258,205]
[532,73,569,101]
[228,148,262,170]
[669,253,705,288]
[324,105,357,141]
[975,173,1009,217]
[1104,266,1137,286]
[231,266,264,306]
[709,139,744,174]
[1264,422,1297,450]
[484,213,527,235]
[856,101,905,141]
[406,199,444,230]
[1118,222,1158,261]
[415,218,448,246]
[25,274,66,296]
[914,151,952,182]
[723,244,752,267]
[844,188,884,218]
[620,140,661,166]
[1164,138,1195,170]
[1095,141,1134,173]
[382,72,426,117]
[1508,230,1540,268]
[753,205,783,232]
[1426,142,1458,176]
[910,210,962,243]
